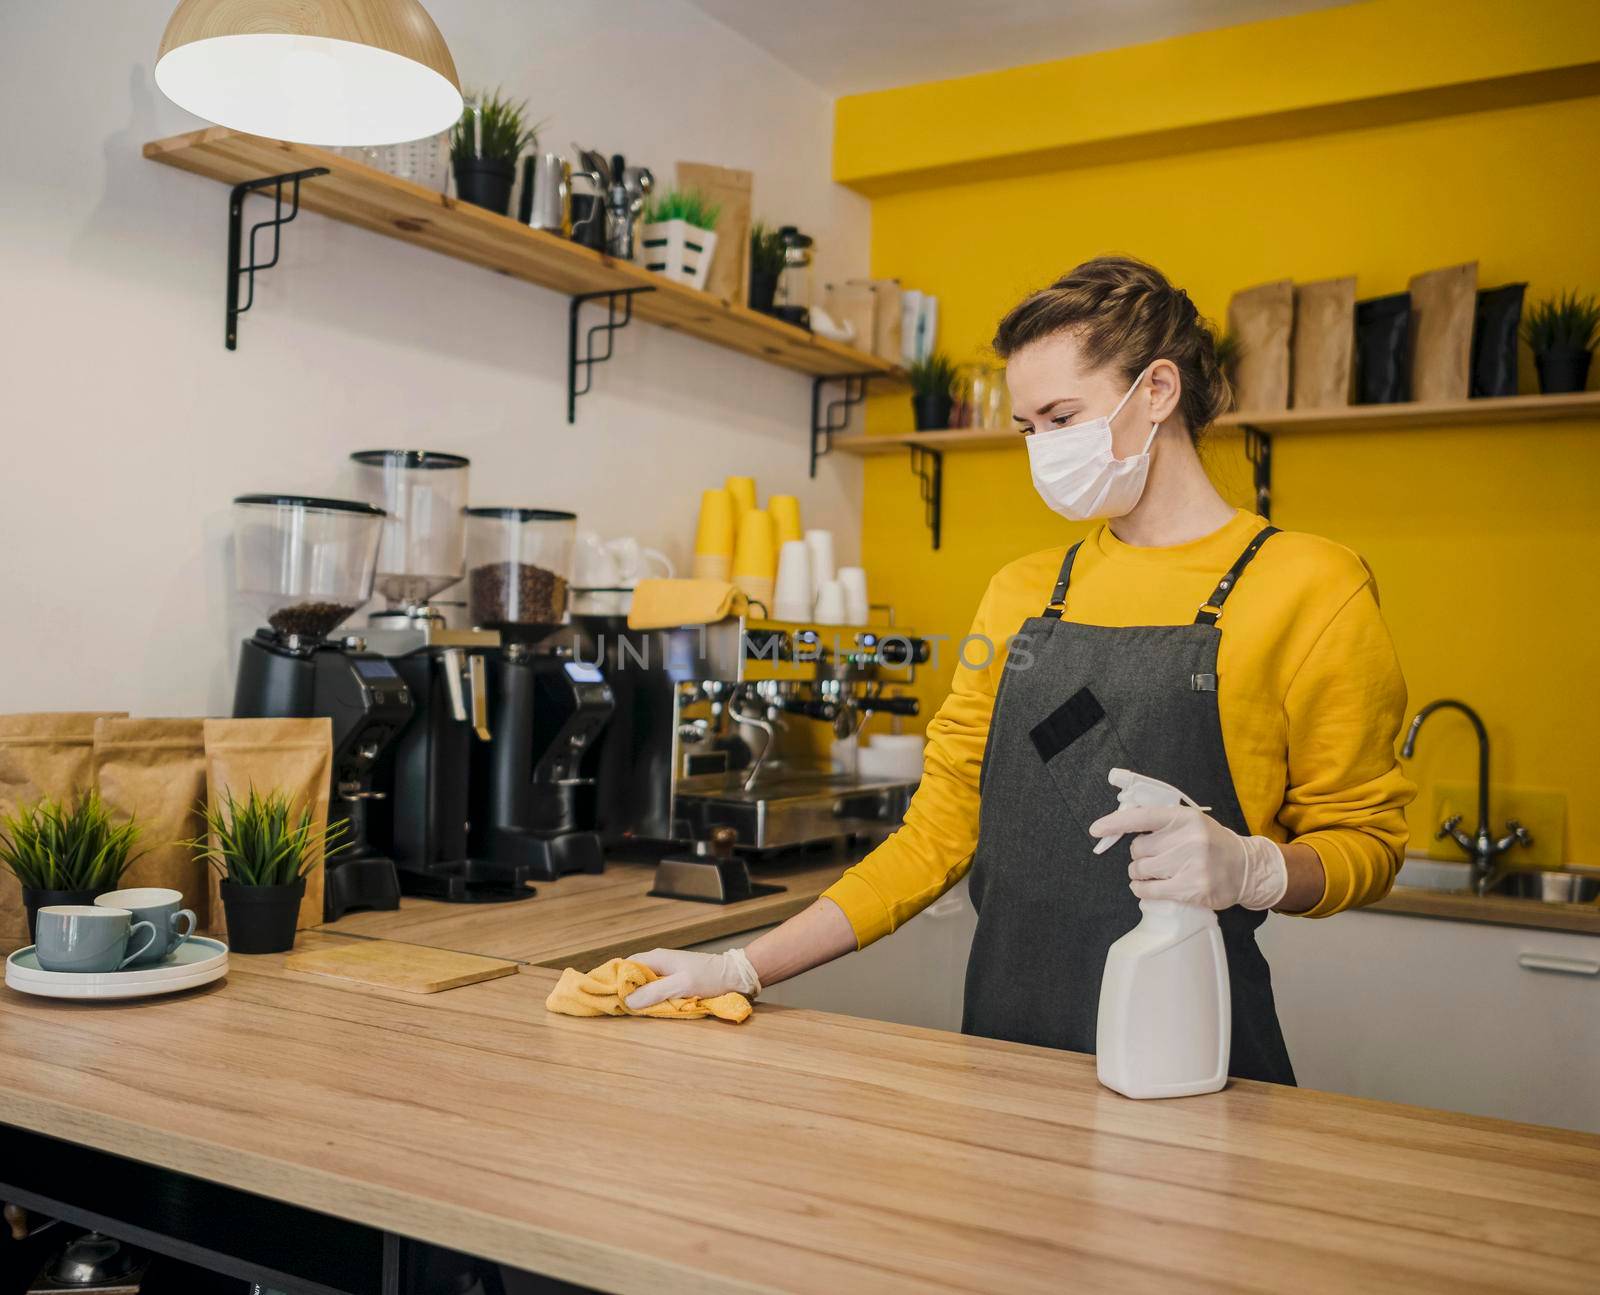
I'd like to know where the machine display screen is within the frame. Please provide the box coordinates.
[354,658,400,680]
[563,662,604,684]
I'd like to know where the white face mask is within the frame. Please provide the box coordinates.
[1025,368,1159,521]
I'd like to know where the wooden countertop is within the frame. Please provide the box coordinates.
[321,855,848,966]
[4,931,1599,1294]
[1375,885,1600,934]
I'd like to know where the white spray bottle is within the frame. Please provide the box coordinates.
[1093,768,1231,1099]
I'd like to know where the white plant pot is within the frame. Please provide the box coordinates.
[639,219,719,291]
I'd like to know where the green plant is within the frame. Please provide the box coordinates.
[1522,291,1600,353]
[750,221,788,277]
[190,787,346,887]
[644,187,721,230]
[451,89,538,166]
[908,351,960,399]
[0,792,142,892]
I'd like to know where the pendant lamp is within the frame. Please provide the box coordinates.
[156,0,462,146]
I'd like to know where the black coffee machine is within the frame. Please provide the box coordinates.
[229,494,410,921]
[469,637,615,880]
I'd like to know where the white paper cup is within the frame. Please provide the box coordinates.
[814,579,846,626]
[804,529,835,600]
[837,566,869,625]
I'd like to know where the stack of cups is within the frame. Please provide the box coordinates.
[725,476,757,528]
[731,508,777,613]
[693,487,735,581]
[838,566,870,625]
[773,540,813,621]
[804,529,835,602]
[814,579,846,625]
[769,494,803,547]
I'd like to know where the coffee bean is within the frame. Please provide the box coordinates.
[269,601,358,639]
[469,562,567,625]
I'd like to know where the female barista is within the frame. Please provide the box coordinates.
[628,256,1413,1083]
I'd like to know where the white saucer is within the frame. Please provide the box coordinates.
[5,936,229,1000]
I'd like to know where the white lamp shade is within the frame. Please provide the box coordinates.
[156,0,462,146]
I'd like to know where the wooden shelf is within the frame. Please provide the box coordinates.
[143,127,905,384]
[832,391,1600,456]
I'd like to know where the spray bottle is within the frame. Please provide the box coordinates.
[1093,768,1231,1098]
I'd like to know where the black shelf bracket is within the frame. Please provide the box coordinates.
[226,167,329,351]
[908,445,943,550]
[809,374,870,476]
[567,287,655,422]
[1244,426,1273,519]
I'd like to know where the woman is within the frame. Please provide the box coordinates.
[628,256,1413,1083]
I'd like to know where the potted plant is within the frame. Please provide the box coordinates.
[451,89,537,215]
[749,221,788,315]
[909,351,959,431]
[0,792,142,942]
[1523,291,1600,394]
[638,189,721,291]
[191,787,345,954]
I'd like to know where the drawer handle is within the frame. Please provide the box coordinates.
[1518,953,1600,977]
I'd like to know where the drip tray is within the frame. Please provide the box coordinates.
[677,773,918,851]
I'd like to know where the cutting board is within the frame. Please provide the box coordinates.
[285,940,518,993]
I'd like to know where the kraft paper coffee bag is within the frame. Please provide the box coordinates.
[1227,280,1294,411]
[93,717,209,930]
[202,717,333,937]
[1409,262,1477,403]
[1291,277,1357,409]
[0,712,127,949]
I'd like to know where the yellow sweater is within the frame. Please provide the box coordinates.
[825,509,1414,948]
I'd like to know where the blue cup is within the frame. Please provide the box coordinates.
[34,906,157,973]
[95,887,197,965]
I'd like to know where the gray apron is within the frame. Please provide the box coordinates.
[963,526,1296,1085]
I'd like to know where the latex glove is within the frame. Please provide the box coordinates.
[623,947,762,1011]
[1088,804,1288,911]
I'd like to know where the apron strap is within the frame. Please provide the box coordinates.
[1195,525,1280,625]
[1040,542,1083,619]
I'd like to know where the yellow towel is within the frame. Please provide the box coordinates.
[545,958,752,1024]
[626,578,748,631]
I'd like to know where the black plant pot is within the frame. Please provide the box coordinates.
[749,267,779,314]
[1534,345,1592,395]
[453,158,515,215]
[220,878,306,954]
[22,887,106,943]
[912,392,954,431]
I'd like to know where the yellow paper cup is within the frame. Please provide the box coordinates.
[768,494,803,547]
[692,553,732,581]
[694,487,735,558]
[725,476,757,527]
[731,508,777,582]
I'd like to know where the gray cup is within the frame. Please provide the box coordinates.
[35,906,157,973]
[94,887,197,965]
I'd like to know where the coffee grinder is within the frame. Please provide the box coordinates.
[463,507,615,880]
[229,494,412,920]
[352,451,537,904]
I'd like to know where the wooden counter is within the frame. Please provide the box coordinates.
[321,855,848,967]
[1376,885,1600,935]
[3,931,1599,1294]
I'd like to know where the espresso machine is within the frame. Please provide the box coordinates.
[353,451,538,904]
[462,507,615,881]
[230,494,412,920]
[578,611,927,902]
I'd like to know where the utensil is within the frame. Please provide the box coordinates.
[520,153,604,237]
[33,906,156,974]
[6,937,229,1000]
[773,541,813,621]
[94,887,196,965]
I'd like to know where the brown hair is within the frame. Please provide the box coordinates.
[993,256,1230,439]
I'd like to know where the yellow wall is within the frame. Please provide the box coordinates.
[850,40,1600,863]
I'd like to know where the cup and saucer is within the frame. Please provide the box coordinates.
[5,888,228,1000]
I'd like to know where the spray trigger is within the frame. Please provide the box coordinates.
[1091,767,1208,855]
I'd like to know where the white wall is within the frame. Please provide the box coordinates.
[0,0,868,715]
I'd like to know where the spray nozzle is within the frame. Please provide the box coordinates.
[1092,767,1207,855]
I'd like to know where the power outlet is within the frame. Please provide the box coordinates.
[1425,784,1567,869]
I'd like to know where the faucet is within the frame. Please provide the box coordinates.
[1400,698,1532,895]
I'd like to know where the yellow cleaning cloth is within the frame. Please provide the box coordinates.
[545,958,752,1023]
[627,579,748,631]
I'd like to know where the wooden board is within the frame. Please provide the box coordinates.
[142,128,906,384]
[832,391,1600,455]
[321,857,847,967]
[3,929,1599,1293]
[284,939,518,993]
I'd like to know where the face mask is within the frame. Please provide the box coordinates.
[1025,368,1159,521]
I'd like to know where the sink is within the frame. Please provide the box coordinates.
[1395,857,1600,905]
